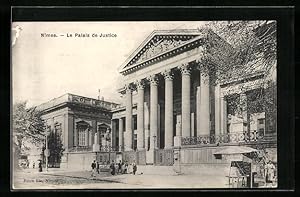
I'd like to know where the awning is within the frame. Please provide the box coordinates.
[213,146,258,155]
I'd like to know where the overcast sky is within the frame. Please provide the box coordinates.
[12,21,206,107]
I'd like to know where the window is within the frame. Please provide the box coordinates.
[78,128,87,146]
[76,121,90,147]
[258,119,264,124]
[258,128,265,135]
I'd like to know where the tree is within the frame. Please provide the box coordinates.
[12,101,45,168]
[47,127,65,167]
[199,21,277,134]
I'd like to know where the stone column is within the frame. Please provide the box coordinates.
[148,74,159,149]
[64,113,74,151]
[111,119,117,150]
[220,96,227,134]
[74,121,78,147]
[125,84,133,151]
[214,84,221,136]
[199,70,210,136]
[179,63,191,137]
[240,93,248,133]
[136,80,145,150]
[196,86,201,136]
[85,128,89,147]
[118,118,124,151]
[163,69,174,149]
[144,102,150,150]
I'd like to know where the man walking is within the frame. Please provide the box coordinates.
[91,160,96,177]
[132,160,137,175]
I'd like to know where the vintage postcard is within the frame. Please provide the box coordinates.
[12,20,278,189]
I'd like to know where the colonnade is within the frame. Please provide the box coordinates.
[116,61,228,151]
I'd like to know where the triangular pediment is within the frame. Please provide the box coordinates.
[120,29,204,74]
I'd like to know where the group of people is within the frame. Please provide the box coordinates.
[91,159,137,177]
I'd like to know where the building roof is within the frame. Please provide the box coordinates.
[36,93,120,113]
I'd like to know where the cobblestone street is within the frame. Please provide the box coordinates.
[13,168,228,189]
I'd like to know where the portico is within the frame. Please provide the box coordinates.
[110,29,235,158]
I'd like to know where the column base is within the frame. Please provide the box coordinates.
[137,148,146,151]
[146,149,155,164]
[92,144,100,152]
[174,136,182,147]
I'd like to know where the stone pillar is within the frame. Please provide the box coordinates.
[89,130,92,147]
[144,102,150,151]
[125,84,133,151]
[196,86,201,136]
[118,118,124,151]
[163,69,174,148]
[240,93,248,133]
[148,74,159,149]
[85,128,89,147]
[91,120,96,148]
[191,112,195,137]
[179,63,191,137]
[111,119,117,150]
[214,84,221,136]
[64,113,74,151]
[220,96,227,134]
[199,71,210,136]
[74,121,78,147]
[136,80,145,150]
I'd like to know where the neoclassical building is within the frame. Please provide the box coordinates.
[37,28,276,170]
[110,29,276,165]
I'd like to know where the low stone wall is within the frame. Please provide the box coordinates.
[63,151,97,171]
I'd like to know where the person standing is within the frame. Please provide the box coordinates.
[32,162,35,169]
[118,160,122,174]
[96,161,100,174]
[132,160,137,175]
[264,160,276,187]
[110,160,116,175]
[91,160,96,177]
[38,161,42,172]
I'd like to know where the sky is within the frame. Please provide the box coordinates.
[12,21,206,107]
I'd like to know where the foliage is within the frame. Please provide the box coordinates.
[201,21,277,133]
[13,101,45,156]
[47,128,65,167]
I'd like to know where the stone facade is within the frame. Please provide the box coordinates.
[38,28,277,168]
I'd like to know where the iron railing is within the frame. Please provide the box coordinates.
[181,130,265,146]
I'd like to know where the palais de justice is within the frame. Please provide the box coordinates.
[37,29,276,171]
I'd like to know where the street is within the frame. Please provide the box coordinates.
[12,168,228,189]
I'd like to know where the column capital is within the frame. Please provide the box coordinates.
[124,83,134,93]
[178,63,191,75]
[162,69,174,81]
[135,79,146,90]
[147,74,159,86]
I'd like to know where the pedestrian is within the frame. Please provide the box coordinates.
[38,161,42,172]
[264,160,276,187]
[32,162,35,169]
[132,160,137,175]
[110,160,116,175]
[91,160,96,177]
[124,161,128,174]
[118,160,122,174]
[96,161,100,174]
